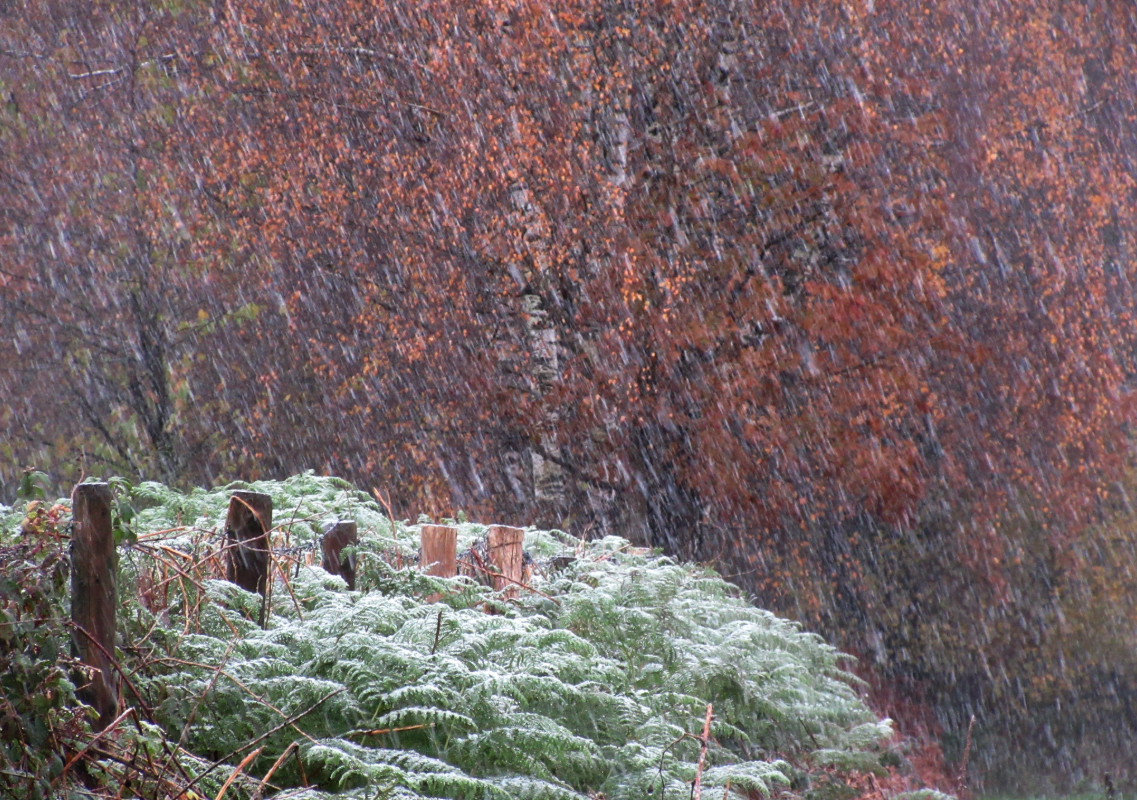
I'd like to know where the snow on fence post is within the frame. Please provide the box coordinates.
[225,490,272,595]
[487,525,525,597]
[70,482,119,731]
[421,525,458,578]
[421,524,457,603]
[321,520,359,589]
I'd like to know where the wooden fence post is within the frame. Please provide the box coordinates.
[225,491,272,595]
[70,482,119,731]
[421,525,458,578]
[487,525,525,597]
[321,520,359,590]
[421,525,457,603]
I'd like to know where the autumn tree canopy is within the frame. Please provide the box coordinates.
[4,0,1137,783]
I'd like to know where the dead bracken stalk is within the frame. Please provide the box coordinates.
[959,714,975,793]
[431,607,444,654]
[267,546,305,622]
[870,772,888,800]
[212,746,263,800]
[181,687,346,797]
[152,656,321,746]
[692,704,713,800]
[252,742,299,800]
[372,486,397,522]
[457,556,562,605]
[51,706,134,788]
[156,641,239,789]
[347,722,436,738]
[656,732,701,800]
[68,622,154,718]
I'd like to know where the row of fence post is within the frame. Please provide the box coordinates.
[67,482,526,730]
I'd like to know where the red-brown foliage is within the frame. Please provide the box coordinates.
[4,0,1137,782]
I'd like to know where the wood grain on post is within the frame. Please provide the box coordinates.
[487,525,525,596]
[321,520,359,590]
[421,525,458,578]
[70,482,119,731]
[421,525,457,603]
[225,490,272,595]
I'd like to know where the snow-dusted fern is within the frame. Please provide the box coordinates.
[81,474,895,799]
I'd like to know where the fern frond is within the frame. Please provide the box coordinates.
[108,475,922,800]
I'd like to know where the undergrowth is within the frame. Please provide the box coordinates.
[0,473,917,799]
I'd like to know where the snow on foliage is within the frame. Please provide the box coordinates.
[6,473,897,799]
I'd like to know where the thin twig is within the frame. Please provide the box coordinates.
[212,746,263,800]
[798,718,820,750]
[150,657,319,746]
[431,608,444,655]
[252,742,297,800]
[346,723,435,738]
[870,773,888,800]
[771,100,817,119]
[594,542,633,563]
[371,487,397,523]
[692,704,713,800]
[1067,97,1108,119]
[182,688,346,795]
[457,557,561,605]
[655,733,700,800]
[52,707,134,788]
[156,641,238,789]
[959,714,975,792]
[68,622,154,717]
[68,54,176,79]
[86,744,180,794]
[267,547,305,622]
[135,546,209,594]
[136,526,191,540]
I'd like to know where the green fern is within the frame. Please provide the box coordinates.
[5,474,916,800]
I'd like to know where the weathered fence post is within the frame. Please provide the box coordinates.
[321,520,359,590]
[70,482,119,731]
[421,525,458,578]
[225,491,272,595]
[421,525,457,603]
[487,525,525,597]
[548,554,577,573]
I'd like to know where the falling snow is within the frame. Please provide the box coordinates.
[3,1,1137,793]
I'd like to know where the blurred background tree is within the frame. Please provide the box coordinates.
[3,0,1137,790]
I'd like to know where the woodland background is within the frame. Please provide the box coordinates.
[4,0,1137,790]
